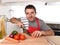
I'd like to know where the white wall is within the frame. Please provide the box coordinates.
[36,5,60,24]
[10,2,60,24]
[1,1,60,24]
[6,22,23,35]
[1,1,60,35]
[0,6,11,18]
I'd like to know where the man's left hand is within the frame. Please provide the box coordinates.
[31,31,44,38]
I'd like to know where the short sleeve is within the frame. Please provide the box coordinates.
[40,20,52,31]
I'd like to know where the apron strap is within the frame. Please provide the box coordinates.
[27,17,40,34]
[35,17,40,30]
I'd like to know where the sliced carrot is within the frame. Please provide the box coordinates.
[0,43,18,45]
[5,36,19,43]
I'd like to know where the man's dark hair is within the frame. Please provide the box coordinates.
[25,5,36,13]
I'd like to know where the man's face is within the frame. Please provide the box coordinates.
[25,9,36,21]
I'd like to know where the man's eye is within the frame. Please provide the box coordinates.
[26,13,29,14]
[31,12,34,14]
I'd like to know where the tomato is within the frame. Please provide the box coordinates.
[14,34,20,40]
[12,30,18,35]
[13,33,26,40]
[16,33,20,36]
[20,34,26,40]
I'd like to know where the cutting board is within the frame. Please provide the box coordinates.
[0,37,50,45]
[0,34,51,45]
[19,37,51,45]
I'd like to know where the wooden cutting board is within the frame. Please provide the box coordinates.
[0,37,51,45]
[0,36,19,45]
[19,37,51,45]
[0,33,53,45]
[0,43,17,45]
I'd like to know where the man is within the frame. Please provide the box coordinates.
[10,5,54,37]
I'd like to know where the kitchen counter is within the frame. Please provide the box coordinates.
[0,34,60,45]
[45,36,60,45]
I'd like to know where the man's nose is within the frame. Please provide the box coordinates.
[29,13,32,16]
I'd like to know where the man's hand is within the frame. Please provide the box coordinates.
[31,30,54,38]
[17,22,24,28]
[31,31,44,38]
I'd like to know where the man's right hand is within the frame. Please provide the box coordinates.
[17,22,24,28]
[10,17,24,28]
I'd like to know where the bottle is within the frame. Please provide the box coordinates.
[0,15,6,39]
[1,17,6,36]
[0,19,3,39]
[0,31,3,39]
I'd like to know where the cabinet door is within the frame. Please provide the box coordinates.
[1,0,27,3]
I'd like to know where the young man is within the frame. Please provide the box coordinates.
[10,5,54,37]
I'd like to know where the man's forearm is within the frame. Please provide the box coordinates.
[10,17,21,24]
[41,30,55,36]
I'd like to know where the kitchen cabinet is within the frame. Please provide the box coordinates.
[1,0,39,3]
[1,0,27,3]
[1,0,42,6]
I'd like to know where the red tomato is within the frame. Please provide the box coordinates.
[14,34,20,40]
[20,34,26,40]
[16,33,20,36]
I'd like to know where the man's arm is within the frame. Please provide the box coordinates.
[40,20,55,36]
[31,30,54,38]
[41,29,54,36]
[10,17,20,24]
[31,20,55,37]
[10,17,24,28]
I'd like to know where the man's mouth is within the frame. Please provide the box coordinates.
[29,17,33,19]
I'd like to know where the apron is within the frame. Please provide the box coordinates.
[27,17,40,34]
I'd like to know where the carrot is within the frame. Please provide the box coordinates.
[5,36,19,43]
[0,43,18,45]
